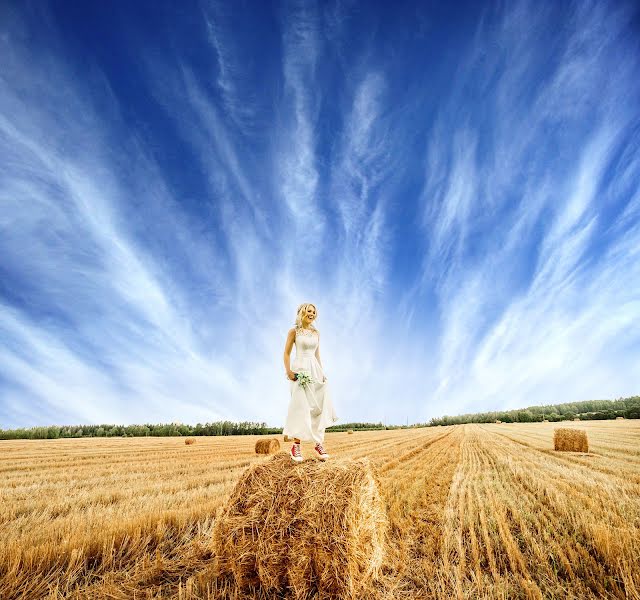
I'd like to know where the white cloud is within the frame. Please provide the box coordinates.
[1,0,638,430]
[417,0,640,418]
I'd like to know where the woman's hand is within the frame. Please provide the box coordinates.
[287,369,297,381]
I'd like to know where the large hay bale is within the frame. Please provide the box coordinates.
[616,416,624,420]
[213,454,387,599]
[573,417,580,421]
[554,428,589,452]
[347,429,354,434]
[495,420,502,424]
[255,438,281,455]
[542,419,549,423]
[184,437,195,445]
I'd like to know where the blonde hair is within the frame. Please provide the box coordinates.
[295,303,317,329]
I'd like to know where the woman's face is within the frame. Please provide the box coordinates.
[304,305,316,323]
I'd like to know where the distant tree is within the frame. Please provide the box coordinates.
[516,410,534,423]
[424,396,639,428]
[627,406,640,419]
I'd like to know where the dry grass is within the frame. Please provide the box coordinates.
[213,454,387,599]
[0,422,639,599]
[554,428,589,452]
[254,438,280,455]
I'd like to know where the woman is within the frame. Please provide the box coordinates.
[283,303,338,463]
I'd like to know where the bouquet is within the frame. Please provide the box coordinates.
[295,372,314,389]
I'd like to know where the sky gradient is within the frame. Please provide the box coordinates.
[1,0,639,429]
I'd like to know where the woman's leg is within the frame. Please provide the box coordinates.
[290,437,303,462]
[310,418,330,459]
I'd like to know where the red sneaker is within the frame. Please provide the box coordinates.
[290,443,303,463]
[314,443,330,460]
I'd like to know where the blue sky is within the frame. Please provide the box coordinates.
[1,1,639,429]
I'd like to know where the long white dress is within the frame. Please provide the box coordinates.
[283,327,338,443]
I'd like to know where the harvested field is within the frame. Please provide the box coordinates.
[1,421,639,599]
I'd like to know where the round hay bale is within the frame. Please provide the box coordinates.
[213,454,387,599]
[554,428,589,453]
[542,419,549,423]
[616,416,624,420]
[495,420,502,424]
[573,417,580,421]
[184,437,196,445]
[347,429,354,434]
[283,434,292,442]
[254,438,281,455]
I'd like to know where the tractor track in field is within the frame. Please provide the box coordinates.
[5,424,639,600]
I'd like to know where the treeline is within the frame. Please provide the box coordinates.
[0,421,282,441]
[428,396,640,426]
[0,420,414,440]
[327,422,405,432]
[3,396,637,440]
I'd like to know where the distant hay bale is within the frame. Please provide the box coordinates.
[213,454,387,599]
[495,420,502,424]
[573,417,580,421]
[254,438,280,455]
[347,429,354,434]
[554,428,589,453]
[542,419,549,423]
[283,434,291,442]
[184,438,195,445]
[616,416,624,420]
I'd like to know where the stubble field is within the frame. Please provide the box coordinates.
[1,421,639,599]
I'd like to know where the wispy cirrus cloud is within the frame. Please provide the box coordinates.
[276,0,325,246]
[0,0,638,429]
[0,4,260,426]
[416,0,640,416]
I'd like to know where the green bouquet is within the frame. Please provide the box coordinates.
[295,372,313,389]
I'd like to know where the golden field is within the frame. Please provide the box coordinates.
[1,421,639,599]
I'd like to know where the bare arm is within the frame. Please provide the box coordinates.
[283,328,296,380]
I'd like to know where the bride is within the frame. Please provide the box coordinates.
[283,303,338,463]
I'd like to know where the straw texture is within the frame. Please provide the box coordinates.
[254,438,280,455]
[554,428,589,452]
[213,454,388,599]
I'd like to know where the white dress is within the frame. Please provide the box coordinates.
[283,327,338,443]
